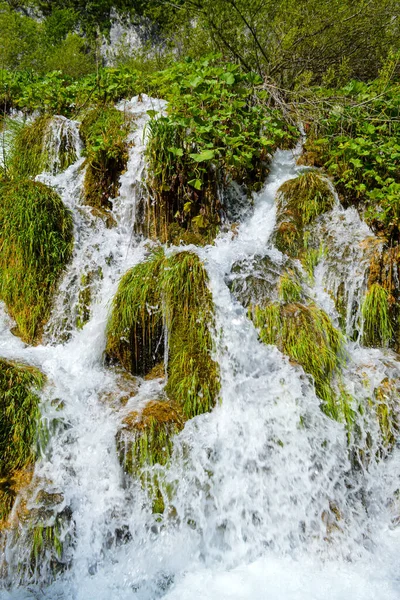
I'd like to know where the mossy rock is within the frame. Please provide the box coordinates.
[228,254,304,308]
[0,359,45,525]
[80,106,131,215]
[273,171,335,260]
[0,180,73,343]
[365,244,400,350]
[106,249,165,376]
[8,116,78,179]
[361,283,393,348]
[107,249,220,420]
[250,302,347,420]
[116,400,184,476]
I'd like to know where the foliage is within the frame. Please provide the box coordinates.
[177,0,399,85]
[277,271,303,303]
[107,249,220,419]
[361,283,393,347]
[251,302,347,420]
[302,74,400,241]
[144,57,297,240]
[0,180,73,342]
[80,105,131,210]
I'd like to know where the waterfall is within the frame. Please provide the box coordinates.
[0,98,400,600]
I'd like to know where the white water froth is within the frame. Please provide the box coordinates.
[1,103,400,599]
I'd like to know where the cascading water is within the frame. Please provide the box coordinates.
[1,96,400,600]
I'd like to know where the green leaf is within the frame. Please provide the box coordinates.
[168,147,184,157]
[189,149,215,162]
[188,179,202,190]
[221,73,235,85]
[147,110,158,119]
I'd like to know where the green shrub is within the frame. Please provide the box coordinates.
[361,283,393,347]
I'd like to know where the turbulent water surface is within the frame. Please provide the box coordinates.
[1,96,400,600]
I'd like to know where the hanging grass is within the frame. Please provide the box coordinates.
[0,180,73,343]
[251,302,347,420]
[80,106,131,213]
[6,116,51,179]
[106,249,165,375]
[277,271,303,303]
[164,251,220,419]
[361,283,393,347]
[0,359,45,524]
[116,400,184,475]
[274,171,335,258]
[107,249,220,419]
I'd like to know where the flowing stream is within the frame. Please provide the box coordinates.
[1,97,400,599]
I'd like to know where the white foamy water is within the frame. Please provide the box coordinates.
[1,100,400,600]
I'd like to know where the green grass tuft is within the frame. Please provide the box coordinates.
[0,358,45,522]
[274,171,335,259]
[0,180,74,342]
[80,106,131,212]
[251,302,346,420]
[277,271,303,303]
[361,283,393,347]
[107,249,220,419]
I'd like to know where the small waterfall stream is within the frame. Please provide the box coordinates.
[1,98,400,600]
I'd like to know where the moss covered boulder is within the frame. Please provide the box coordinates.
[107,249,220,419]
[116,400,184,475]
[273,171,335,260]
[363,245,400,349]
[250,302,347,421]
[80,106,131,216]
[0,359,45,526]
[8,115,79,179]
[0,180,73,343]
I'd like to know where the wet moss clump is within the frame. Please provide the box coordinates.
[0,359,45,524]
[80,106,131,213]
[0,180,73,343]
[251,302,347,420]
[274,171,335,258]
[7,116,51,179]
[164,251,220,418]
[7,116,78,179]
[106,249,165,376]
[361,283,393,347]
[116,400,184,475]
[107,249,220,419]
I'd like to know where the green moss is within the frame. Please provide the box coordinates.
[117,400,184,474]
[0,359,45,523]
[80,106,131,212]
[0,180,73,343]
[361,283,393,347]
[164,251,220,418]
[274,171,335,258]
[106,249,165,375]
[107,249,220,419]
[277,271,303,303]
[7,116,51,179]
[251,302,346,420]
